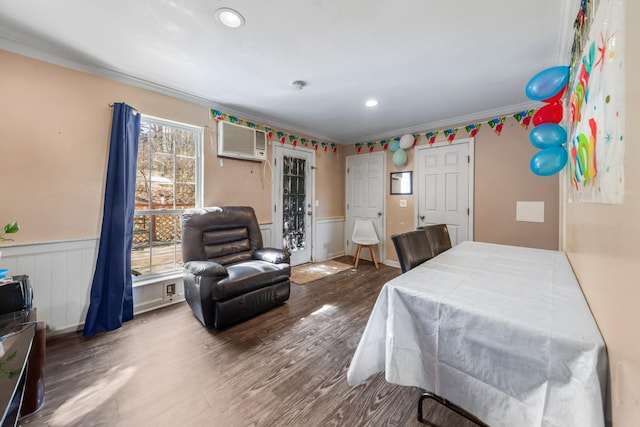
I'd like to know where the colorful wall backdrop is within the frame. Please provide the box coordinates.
[568,0,625,203]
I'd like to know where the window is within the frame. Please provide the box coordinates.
[132,115,202,278]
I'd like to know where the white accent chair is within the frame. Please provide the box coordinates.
[351,219,380,269]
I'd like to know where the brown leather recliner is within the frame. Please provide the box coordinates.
[181,206,291,329]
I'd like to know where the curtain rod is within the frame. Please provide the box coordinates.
[108,103,140,114]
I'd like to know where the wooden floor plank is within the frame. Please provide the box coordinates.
[21,257,482,427]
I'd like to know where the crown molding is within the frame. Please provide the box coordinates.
[355,100,543,143]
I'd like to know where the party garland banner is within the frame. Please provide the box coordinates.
[443,128,458,143]
[513,111,534,129]
[426,131,439,145]
[210,109,337,155]
[465,123,482,137]
[487,117,507,135]
[210,108,540,158]
[354,110,534,153]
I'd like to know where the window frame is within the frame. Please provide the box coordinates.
[132,114,203,282]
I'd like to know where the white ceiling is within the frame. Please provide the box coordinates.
[0,0,578,143]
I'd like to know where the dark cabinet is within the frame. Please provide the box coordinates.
[0,276,45,426]
[0,320,35,427]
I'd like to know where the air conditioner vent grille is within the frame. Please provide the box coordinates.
[217,121,266,162]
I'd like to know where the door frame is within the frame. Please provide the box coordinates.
[345,151,386,263]
[414,138,475,241]
[272,144,316,265]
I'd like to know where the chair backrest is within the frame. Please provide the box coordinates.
[181,206,264,265]
[391,229,434,273]
[351,219,380,245]
[419,224,452,257]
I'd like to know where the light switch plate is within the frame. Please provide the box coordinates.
[399,199,407,208]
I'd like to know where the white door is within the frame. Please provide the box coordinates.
[346,152,385,262]
[415,139,474,245]
[273,145,315,266]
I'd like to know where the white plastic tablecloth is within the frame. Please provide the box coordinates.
[347,241,607,427]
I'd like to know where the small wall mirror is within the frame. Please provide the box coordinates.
[390,171,412,195]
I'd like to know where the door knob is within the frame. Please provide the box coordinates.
[419,215,425,220]
[307,211,312,216]
[377,212,382,217]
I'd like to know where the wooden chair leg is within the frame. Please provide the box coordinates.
[368,246,379,269]
[354,244,362,268]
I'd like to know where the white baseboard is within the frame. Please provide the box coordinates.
[384,259,401,269]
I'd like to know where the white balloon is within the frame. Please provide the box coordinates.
[399,134,414,149]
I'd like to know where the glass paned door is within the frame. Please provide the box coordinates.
[283,155,307,252]
[274,145,314,266]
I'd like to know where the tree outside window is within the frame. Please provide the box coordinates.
[132,117,202,277]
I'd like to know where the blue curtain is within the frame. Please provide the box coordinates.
[83,103,141,337]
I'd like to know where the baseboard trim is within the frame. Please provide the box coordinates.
[384,259,401,269]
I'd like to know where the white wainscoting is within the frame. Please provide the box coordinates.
[0,239,99,335]
[260,223,273,248]
[315,217,345,262]
[0,239,190,335]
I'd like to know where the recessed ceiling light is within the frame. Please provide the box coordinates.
[215,8,245,28]
[365,99,379,107]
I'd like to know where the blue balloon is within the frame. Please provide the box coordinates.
[392,148,407,166]
[389,140,400,152]
[530,147,568,176]
[525,66,570,101]
[529,123,567,149]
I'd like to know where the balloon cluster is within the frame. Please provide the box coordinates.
[389,134,414,167]
[525,66,570,176]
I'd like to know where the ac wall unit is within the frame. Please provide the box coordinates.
[217,120,267,162]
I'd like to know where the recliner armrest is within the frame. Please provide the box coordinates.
[184,260,228,277]
[253,248,290,264]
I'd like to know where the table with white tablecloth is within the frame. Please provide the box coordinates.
[347,241,607,427]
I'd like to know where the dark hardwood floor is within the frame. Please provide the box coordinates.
[21,257,481,427]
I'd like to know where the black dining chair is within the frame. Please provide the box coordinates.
[393,226,486,426]
[419,224,452,257]
[390,229,434,273]
[418,392,489,426]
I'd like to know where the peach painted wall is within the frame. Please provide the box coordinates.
[0,50,344,244]
[384,147,415,261]
[345,117,559,262]
[473,118,559,249]
[564,1,639,424]
[314,147,346,219]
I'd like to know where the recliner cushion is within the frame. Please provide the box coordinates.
[202,227,254,265]
[214,281,290,329]
[181,206,264,264]
[211,260,291,300]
